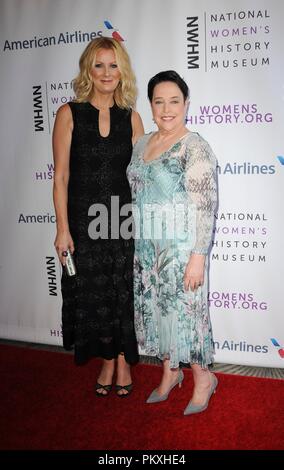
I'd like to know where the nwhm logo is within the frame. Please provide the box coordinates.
[46,256,57,296]
[186,17,199,69]
[33,85,44,131]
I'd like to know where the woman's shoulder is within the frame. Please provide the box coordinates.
[185,131,209,147]
[67,100,89,109]
[185,131,217,163]
[54,102,74,124]
[136,132,152,146]
[132,132,152,155]
[56,100,84,115]
[186,131,214,151]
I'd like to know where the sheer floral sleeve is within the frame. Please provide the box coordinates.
[185,135,217,255]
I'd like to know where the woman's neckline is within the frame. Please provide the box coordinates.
[86,101,116,139]
[142,131,192,164]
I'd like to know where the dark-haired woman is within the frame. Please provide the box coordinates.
[127,71,218,414]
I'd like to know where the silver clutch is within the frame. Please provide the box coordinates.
[65,249,76,276]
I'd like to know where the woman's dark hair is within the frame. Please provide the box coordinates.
[148,70,189,102]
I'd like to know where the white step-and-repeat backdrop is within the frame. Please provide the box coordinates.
[0,0,283,367]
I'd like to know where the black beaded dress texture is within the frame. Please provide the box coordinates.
[61,101,139,365]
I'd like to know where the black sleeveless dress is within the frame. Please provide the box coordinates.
[61,101,139,365]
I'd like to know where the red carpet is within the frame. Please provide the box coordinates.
[1,343,284,450]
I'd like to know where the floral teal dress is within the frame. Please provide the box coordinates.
[127,132,217,368]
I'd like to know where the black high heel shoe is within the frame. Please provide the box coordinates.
[95,382,112,397]
[115,383,133,398]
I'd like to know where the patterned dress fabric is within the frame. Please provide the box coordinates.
[127,132,217,368]
[61,101,138,365]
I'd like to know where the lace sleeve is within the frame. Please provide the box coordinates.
[185,136,217,255]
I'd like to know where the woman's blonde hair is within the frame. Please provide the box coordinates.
[73,37,137,109]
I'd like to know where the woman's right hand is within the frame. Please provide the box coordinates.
[54,231,75,265]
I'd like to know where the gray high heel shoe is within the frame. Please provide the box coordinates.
[146,369,184,404]
[183,374,218,415]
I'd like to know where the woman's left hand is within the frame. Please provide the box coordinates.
[184,253,205,291]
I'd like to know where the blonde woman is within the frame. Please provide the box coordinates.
[53,37,144,397]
